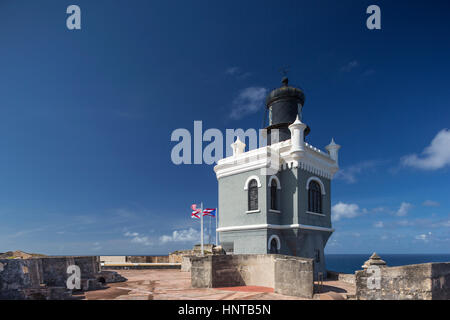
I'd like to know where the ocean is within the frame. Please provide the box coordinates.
[325,254,450,274]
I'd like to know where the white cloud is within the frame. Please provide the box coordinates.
[401,129,450,170]
[225,66,251,79]
[124,231,152,246]
[230,87,268,120]
[374,221,384,228]
[397,219,414,227]
[396,202,412,216]
[431,219,450,228]
[422,200,440,207]
[372,207,390,213]
[225,66,240,76]
[159,228,200,244]
[331,202,362,221]
[334,160,384,183]
[415,232,432,242]
[340,60,359,72]
[441,220,450,227]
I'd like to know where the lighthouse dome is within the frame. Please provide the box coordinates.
[265,77,305,107]
[265,77,309,144]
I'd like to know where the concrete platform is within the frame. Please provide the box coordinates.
[77,269,355,300]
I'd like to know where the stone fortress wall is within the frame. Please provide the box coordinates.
[356,261,450,300]
[0,256,125,300]
[190,254,314,298]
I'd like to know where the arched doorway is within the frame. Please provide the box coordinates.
[268,235,280,254]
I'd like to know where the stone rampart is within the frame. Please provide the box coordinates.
[191,254,313,298]
[356,262,450,300]
[0,256,104,299]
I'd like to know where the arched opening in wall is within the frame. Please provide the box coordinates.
[269,236,280,254]
[308,180,322,213]
[270,180,278,210]
[269,239,279,254]
[248,179,259,211]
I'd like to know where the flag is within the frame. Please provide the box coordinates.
[202,208,216,217]
[191,204,201,219]
[191,210,201,219]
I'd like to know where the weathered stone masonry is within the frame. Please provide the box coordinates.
[190,254,314,298]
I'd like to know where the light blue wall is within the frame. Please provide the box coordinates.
[218,168,268,229]
[217,165,333,276]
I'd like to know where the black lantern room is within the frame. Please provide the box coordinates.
[265,77,310,144]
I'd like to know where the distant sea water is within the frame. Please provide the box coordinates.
[325,254,450,274]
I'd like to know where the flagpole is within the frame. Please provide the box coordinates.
[200,202,204,256]
[215,207,218,246]
[209,213,211,244]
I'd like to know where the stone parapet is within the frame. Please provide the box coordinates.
[190,254,314,298]
[356,260,450,300]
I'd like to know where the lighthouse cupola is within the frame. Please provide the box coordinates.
[265,77,310,144]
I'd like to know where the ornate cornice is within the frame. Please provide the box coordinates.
[214,139,339,180]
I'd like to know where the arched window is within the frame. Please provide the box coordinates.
[269,238,279,254]
[248,179,258,211]
[270,180,278,210]
[308,180,322,213]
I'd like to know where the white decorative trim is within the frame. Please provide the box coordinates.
[268,175,281,189]
[243,175,262,190]
[214,139,339,180]
[269,209,281,214]
[306,211,325,217]
[268,234,281,251]
[245,209,260,214]
[306,176,326,195]
[217,223,334,233]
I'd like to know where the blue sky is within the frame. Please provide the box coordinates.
[0,0,449,255]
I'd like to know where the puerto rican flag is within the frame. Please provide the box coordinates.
[191,204,201,219]
[202,208,216,217]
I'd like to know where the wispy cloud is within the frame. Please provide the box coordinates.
[340,60,359,72]
[422,200,440,207]
[415,232,432,242]
[332,202,366,221]
[396,202,413,216]
[431,219,450,228]
[373,221,384,228]
[225,66,251,79]
[334,160,386,183]
[394,217,450,228]
[159,228,199,244]
[124,231,152,246]
[6,227,46,239]
[226,66,240,76]
[401,129,450,170]
[230,87,267,120]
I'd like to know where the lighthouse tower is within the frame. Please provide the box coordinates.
[214,77,341,277]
